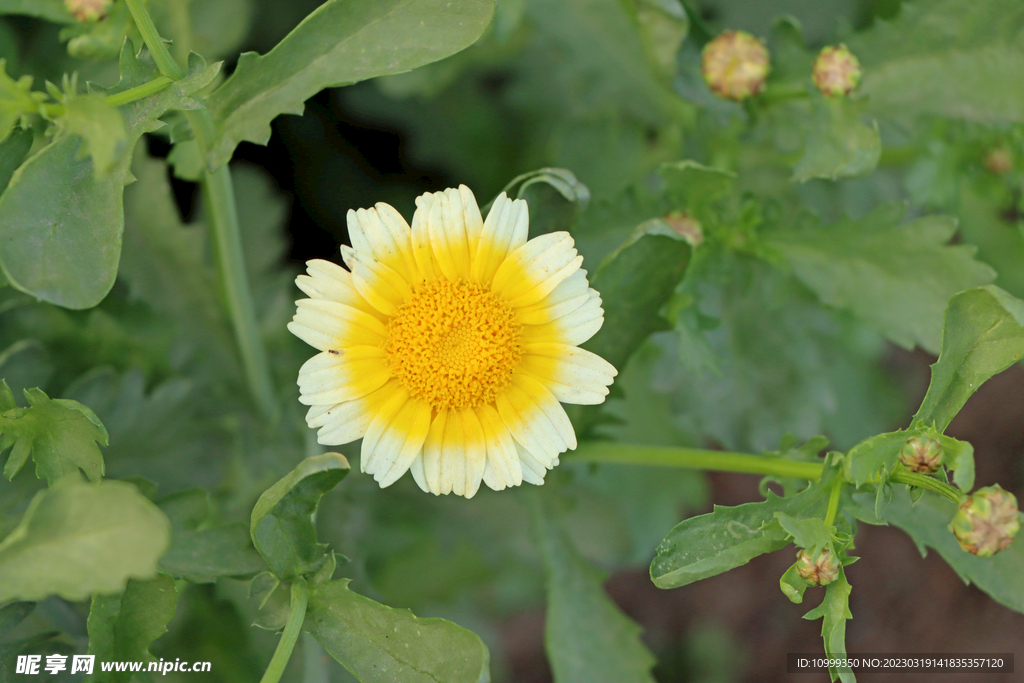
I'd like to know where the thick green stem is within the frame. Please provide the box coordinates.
[572,442,824,481]
[124,0,186,80]
[187,108,280,421]
[890,467,965,504]
[259,579,309,683]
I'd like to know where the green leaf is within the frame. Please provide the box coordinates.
[0,479,171,602]
[0,46,219,309]
[87,574,178,683]
[533,498,657,683]
[766,204,996,354]
[0,126,31,194]
[156,488,265,583]
[774,513,832,556]
[0,61,42,144]
[632,0,688,82]
[585,220,691,371]
[843,429,909,488]
[0,382,107,484]
[651,483,829,589]
[58,93,127,178]
[250,453,350,580]
[914,286,1024,431]
[0,601,34,635]
[499,167,590,237]
[205,0,496,168]
[303,578,491,683]
[660,160,735,224]
[0,0,73,23]
[802,567,854,683]
[851,0,1024,123]
[792,97,880,182]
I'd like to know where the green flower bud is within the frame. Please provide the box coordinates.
[701,30,770,101]
[795,547,840,586]
[663,212,703,247]
[812,45,862,97]
[899,435,943,474]
[64,0,112,22]
[949,485,1020,557]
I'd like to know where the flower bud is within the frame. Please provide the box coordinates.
[984,147,1012,174]
[899,436,943,474]
[701,30,770,101]
[64,0,111,22]
[812,45,862,97]
[663,212,703,247]
[949,485,1020,557]
[795,547,840,586]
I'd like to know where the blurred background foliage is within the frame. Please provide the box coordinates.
[1,0,1024,680]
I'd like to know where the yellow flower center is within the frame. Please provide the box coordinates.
[386,279,522,411]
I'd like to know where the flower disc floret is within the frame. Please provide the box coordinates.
[387,280,521,411]
[288,185,618,498]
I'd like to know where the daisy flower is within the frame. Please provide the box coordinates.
[288,186,616,498]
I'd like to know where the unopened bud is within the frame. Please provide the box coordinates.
[64,0,111,21]
[949,485,1020,557]
[795,547,840,586]
[900,436,943,474]
[664,212,703,247]
[812,45,862,97]
[701,30,770,101]
[984,147,1012,174]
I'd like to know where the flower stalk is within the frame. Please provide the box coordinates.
[258,579,309,683]
[572,442,823,481]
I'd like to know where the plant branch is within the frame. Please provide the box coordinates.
[571,442,824,481]
[890,466,965,504]
[824,476,842,527]
[259,578,309,683]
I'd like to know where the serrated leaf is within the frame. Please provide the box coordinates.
[792,97,880,182]
[851,489,1024,613]
[87,575,178,683]
[802,567,854,683]
[205,0,496,168]
[850,0,1024,123]
[774,513,833,556]
[304,578,491,683]
[0,46,219,309]
[250,453,350,580]
[0,126,31,194]
[160,525,265,583]
[767,204,996,354]
[0,479,171,602]
[585,220,691,372]
[651,481,830,589]
[0,382,107,484]
[533,498,657,683]
[58,93,127,178]
[913,286,1024,431]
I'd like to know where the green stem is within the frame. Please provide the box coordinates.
[572,442,824,481]
[124,0,186,80]
[824,477,842,527]
[187,108,280,422]
[890,467,965,504]
[126,0,277,420]
[106,76,174,107]
[259,579,309,683]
